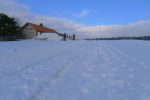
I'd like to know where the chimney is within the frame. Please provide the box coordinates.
[40,23,43,27]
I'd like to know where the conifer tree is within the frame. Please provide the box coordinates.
[0,13,20,39]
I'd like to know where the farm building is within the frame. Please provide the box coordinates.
[21,22,62,39]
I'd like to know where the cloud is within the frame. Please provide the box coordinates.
[0,0,29,18]
[74,10,91,18]
[77,20,150,38]
[0,0,150,39]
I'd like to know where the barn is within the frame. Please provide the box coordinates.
[21,22,61,39]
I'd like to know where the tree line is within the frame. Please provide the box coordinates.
[86,36,150,41]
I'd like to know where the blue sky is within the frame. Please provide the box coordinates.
[17,0,150,25]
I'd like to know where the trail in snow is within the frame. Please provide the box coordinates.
[33,41,150,100]
[28,42,91,100]
[0,41,85,79]
[0,40,150,100]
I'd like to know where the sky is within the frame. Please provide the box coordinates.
[17,0,150,25]
[0,0,150,38]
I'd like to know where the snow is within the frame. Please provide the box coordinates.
[0,40,150,100]
[34,33,63,41]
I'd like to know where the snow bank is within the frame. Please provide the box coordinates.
[34,33,63,41]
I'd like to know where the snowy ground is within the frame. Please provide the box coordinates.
[0,40,150,100]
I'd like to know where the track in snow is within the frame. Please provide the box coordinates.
[0,40,150,100]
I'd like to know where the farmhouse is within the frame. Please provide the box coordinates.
[22,22,60,39]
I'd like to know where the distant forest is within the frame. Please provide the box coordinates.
[86,36,150,41]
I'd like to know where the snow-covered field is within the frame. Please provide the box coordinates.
[0,40,150,100]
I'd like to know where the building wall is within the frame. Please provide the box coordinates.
[22,25,37,39]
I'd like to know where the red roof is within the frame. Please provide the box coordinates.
[23,22,57,33]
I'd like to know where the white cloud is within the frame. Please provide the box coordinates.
[0,0,29,18]
[74,10,91,18]
[77,20,150,38]
[0,0,150,39]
